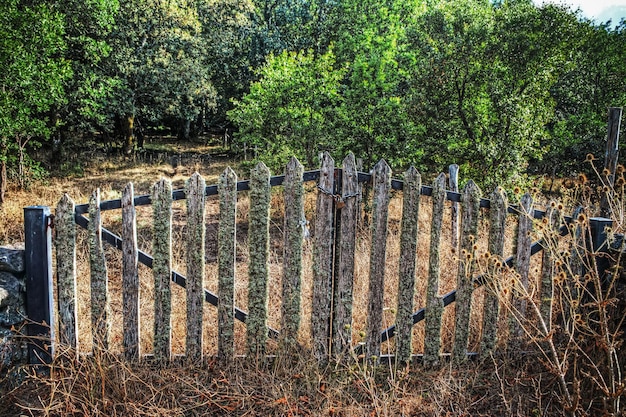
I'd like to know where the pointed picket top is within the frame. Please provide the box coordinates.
[319,152,335,176]
[286,156,304,174]
[252,160,271,179]
[220,166,237,184]
[153,178,173,200]
[372,159,392,183]
[58,193,75,213]
[462,180,481,200]
[404,166,420,183]
[519,193,534,216]
[343,152,356,172]
[186,172,206,197]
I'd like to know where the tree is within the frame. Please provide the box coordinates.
[407,0,578,187]
[53,0,120,154]
[105,0,216,152]
[543,19,626,174]
[196,0,256,130]
[0,0,70,203]
[229,49,344,168]
[229,0,424,170]
[331,0,423,168]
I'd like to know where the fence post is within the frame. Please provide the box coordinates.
[589,217,613,284]
[600,107,622,218]
[24,206,54,365]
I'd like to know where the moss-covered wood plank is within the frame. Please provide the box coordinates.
[122,183,140,360]
[88,189,110,350]
[480,186,507,359]
[365,159,391,362]
[510,193,533,341]
[185,172,206,361]
[312,152,335,362]
[452,180,481,364]
[280,157,305,354]
[218,167,237,361]
[424,173,446,367]
[56,194,78,350]
[247,162,271,359]
[332,153,359,358]
[540,203,560,334]
[395,166,421,364]
[153,179,173,363]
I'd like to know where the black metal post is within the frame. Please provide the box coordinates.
[589,217,613,285]
[24,206,54,365]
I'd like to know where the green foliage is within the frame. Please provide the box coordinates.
[106,0,216,126]
[543,19,626,174]
[408,0,579,187]
[0,0,71,195]
[229,49,345,168]
[0,0,70,141]
[230,0,425,171]
[229,0,625,188]
[0,0,624,190]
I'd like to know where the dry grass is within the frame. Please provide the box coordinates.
[3,140,615,416]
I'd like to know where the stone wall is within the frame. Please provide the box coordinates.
[0,245,27,373]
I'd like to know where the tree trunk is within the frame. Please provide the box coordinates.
[123,114,135,155]
[178,119,191,140]
[136,118,144,149]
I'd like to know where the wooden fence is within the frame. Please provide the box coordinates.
[22,152,614,366]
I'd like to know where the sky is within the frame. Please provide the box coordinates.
[538,0,626,23]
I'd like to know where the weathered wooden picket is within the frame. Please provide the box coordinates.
[23,152,614,366]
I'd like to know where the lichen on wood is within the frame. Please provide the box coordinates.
[55,194,78,350]
[395,166,421,364]
[280,157,304,354]
[247,162,271,359]
[540,203,560,334]
[218,167,237,361]
[185,172,206,362]
[152,178,173,363]
[365,159,391,362]
[480,186,507,359]
[122,183,140,360]
[452,180,481,364]
[510,193,533,342]
[332,153,358,358]
[424,173,446,367]
[311,152,334,363]
[88,189,110,350]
